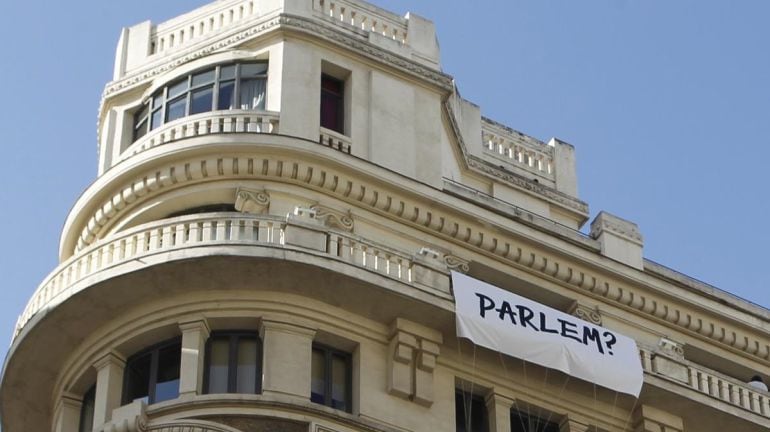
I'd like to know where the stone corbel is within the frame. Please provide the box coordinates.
[234,188,270,214]
[386,318,443,407]
[443,254,470,273]
[310,204,354,232]
[101,400,147,432]
[568,302,602,326]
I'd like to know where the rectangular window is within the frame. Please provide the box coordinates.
[455,390,488,432]
[320,74,344,134]
[204,332,262,394]
[311,344,352,412]
[122,338,181,405]
[510,409,559,432]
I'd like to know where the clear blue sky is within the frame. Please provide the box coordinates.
[1,0,769,356]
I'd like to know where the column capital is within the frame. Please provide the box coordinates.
[93,350,126,371]
[559,415,592,432]
[259,317,317,339]
[178,316,211,337]
[633,405,684,432]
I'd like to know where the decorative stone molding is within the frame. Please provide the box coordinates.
[101,400,147,432]
[234,188,270,214]
[590,211,643,244]
[559,416,592,432]
[50,150,770,364]
[633,405,684,432]
[148,421,244,432]
[651,338,689,384]
[569,302,602,326]
[658,338,686,360]
[386,318,442,406]
[310,204,354,232]
[443,254,470,273]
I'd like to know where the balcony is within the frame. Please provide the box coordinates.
[15,212,451,339]
[481,117,556,185]
[121,110,280,162]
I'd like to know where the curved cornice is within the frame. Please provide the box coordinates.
[56,136,770,367]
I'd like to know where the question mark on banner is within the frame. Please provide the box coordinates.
[603,331,617,355]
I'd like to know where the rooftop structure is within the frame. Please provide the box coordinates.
[1,1,769,431]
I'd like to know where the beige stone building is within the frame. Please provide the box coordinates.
[1,0,769,431]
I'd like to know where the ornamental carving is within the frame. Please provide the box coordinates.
[310,204,354,232]
[443,254,470,273]
[569,302,602,326]
[234,188,270,214]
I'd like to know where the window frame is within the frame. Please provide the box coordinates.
[202,331,263,395]
[455,389,488,432]
[311,343,352,413]
[132,61,268,142]
[121,337,182,405]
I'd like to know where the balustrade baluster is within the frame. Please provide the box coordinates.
[740,388,751,410]
[215,220,227,241]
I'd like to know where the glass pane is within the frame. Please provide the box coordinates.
[331,354,348,411]
[311,349,325,404]
[134,104,149,124]
[192,69,215,87]
[154,343,181,403]
[236,338,258,393]
[151,108,163,130]
[217,81,235,110]
[240,63,268,78]
[152,93,164,109]
[207,338,229,394]
[190,86,213,115]
[167,79,189,99]
[124,353,151,403]
[321,91,343,133]
[239,79,266,110]
[220,65,236,81]
[166,97,186,122]
[134,118,148,141]
[78,386,96,432]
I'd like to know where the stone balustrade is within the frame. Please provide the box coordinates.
[639,349,770,418]
[121,110,280,161]
[313,0,408,43]
[319,127,352,154]
[15,212,446,339]
[150,0,261,57]
[481,118,555,181]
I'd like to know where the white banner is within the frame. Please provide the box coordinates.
[452,271,643,397]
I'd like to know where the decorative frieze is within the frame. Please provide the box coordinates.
[386,318,442,406]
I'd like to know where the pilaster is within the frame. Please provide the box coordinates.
[484,393,514,432]
[559,415,592,432]
[178,318,211,397]
[386,318,443,406]
[92,351,126,429]
[53,392,82,432]
[259,318,317,399]
[633,405,684,432]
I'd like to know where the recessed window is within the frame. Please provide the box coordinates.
[455,389,488,432]
[510,409,559,432]
[311,344,352,412]
[204,332,262,394]
[122,338,181,405]
[78,385,96,432]
[132,61,268,142]
[320,74,345,134]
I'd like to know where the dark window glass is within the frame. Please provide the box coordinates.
[152,94,164,109]
[167,203,236,218]
[78,385,96,432]
[310,344,351,412]
[190,86,214,115]
[204,332,262,394]
[217,81,235,110]
[456,390,487,432]
[167,80,189,99]
[166,97,186,122]
[133,104,149,141]
[192,69,215,87]
[320,74,344,134]
[122,338,181,405]
[220,65,237,80]
[151,108,163,130]
[510,409,559,432]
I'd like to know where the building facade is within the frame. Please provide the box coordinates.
[1,0,769,431]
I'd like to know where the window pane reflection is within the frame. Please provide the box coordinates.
[190,87,213,115]
[236,338,258,393]
[154,344,180,403]
[311,348,325,404]
[331,354,348,410]
[208,338,229,393]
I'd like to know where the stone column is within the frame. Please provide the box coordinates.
[260,318,317,399]
[559,415,592,432]
[53,392,82,432]
[485,393,513,432]
[92,351,126,428]
[178,318,211,397]
[634,405,684,432]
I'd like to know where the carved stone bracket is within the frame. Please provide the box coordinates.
[386,318,443,407]
[568,302,602,326]
[443,254,470,273]
[651,338,689,384]
[234,188,270,214]
[310,204,354,232]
